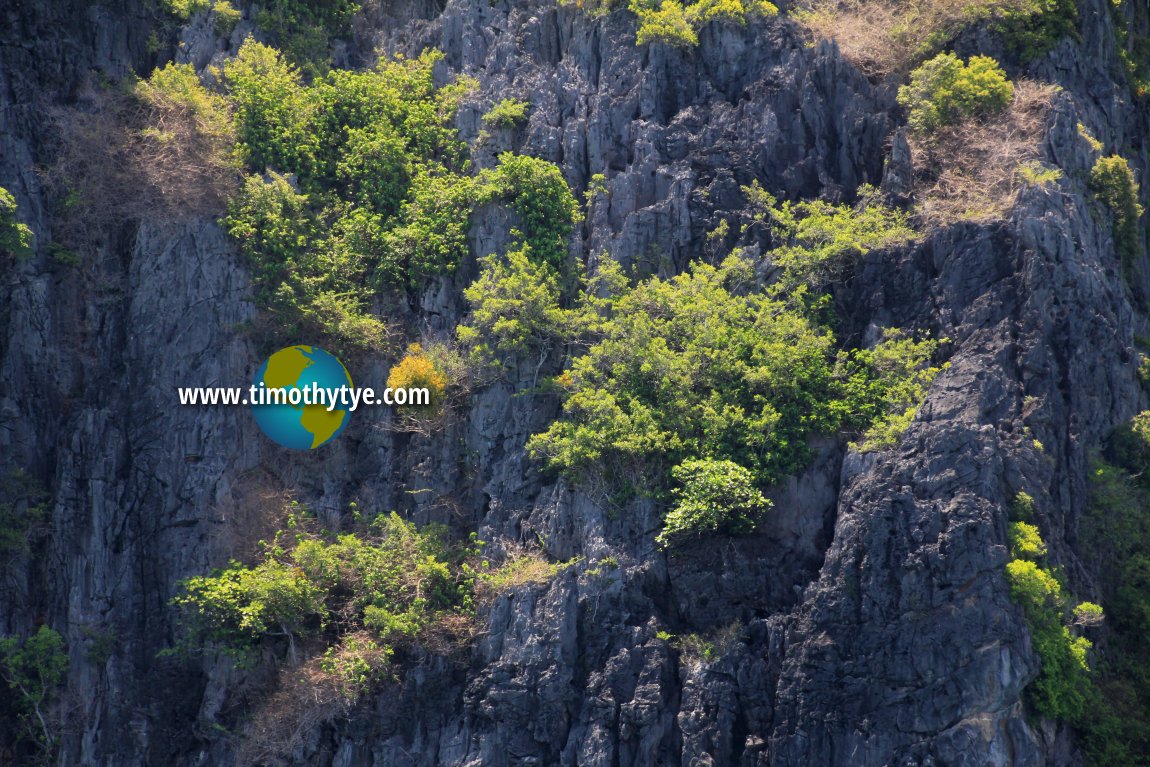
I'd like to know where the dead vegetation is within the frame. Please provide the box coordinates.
[42,71,237,258]
[236,648,361,767]
[794,0,1039,76]
[909,80,1058,226]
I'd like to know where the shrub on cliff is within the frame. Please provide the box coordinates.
[170,509,473,667]
[1004,507,1098,722]
[526,252,944,523]
[657,458,769,547]
[898,53,1013,135]
[0,626,69,754]
[0,186,32,259]
[387,344,448,411]
[210,41,578,349]
[1089,155,1144,276]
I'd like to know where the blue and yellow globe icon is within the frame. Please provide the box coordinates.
[251,346,352,450]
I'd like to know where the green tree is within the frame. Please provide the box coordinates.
[0,186,33,259]
[527,253,845,494]
[657,458,769,547]
[172,559,326,663]
[482,98,531,128]
[1089,155,1144,276]
[748,182,915,291]
[170,509,473,670]
[1005,521,1098,722]
[0,626,69,753]
[478,153,582,271]
[457,245,568,369]
[223,39,317,177]
[897,52,1014,135]
[631,0,698,47]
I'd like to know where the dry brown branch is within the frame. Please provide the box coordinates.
[41,77,238,257]
[794,0,1039,76]
[910,80,1057,226]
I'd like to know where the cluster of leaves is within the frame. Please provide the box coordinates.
[1110,0,1150,98]
[1088,155,1144,278]
[169,508,476,687]
[0,626,69,758]
[386,343,448,412]
[162,0,242,36]
[1074,417,1150,764]
[0,186,33,259]
[657,458,768,547]
[627,0,777,48]
[457,186,940,544]
[1004,493,1099,721]
[482,98,530,128]
[744,181,915,292]
[241,0,360,72]
[205,41,578,350]
[993,0,1079,62]
[0,470,50,566]
[525,254,940,500]
[475,552,576,597]
[897,52,1014,135]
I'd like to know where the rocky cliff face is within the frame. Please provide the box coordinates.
[1,0,1146,765]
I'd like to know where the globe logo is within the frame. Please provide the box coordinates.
[250,346,353,450]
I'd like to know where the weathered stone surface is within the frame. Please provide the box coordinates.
[1,0,1146,764]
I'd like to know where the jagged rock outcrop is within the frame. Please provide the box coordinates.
[1,0,1147,765]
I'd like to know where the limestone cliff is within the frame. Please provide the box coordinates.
[0,0,1147,765]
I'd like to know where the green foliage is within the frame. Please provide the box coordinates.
[224,171,314,289]
[478,153,582,271]
[172,559,326,651]
[841,330,945,451]
[253,0,359,71]
[1108,410,1150,482]
[319,633,392,702]
[744,181,914,291]
[1075,602,1106,627]
[171,510,473,672]
[1004,517,1097,722]
[1010,490,1036,521]
[211,42,576,348]
[631,0,698,46]
[482,98,530,128]
[336,124,412,217]
[136,62,234,145]
[665,622,741,663]
[1016,160,1063,187]
[478,553,574,594]
[213,0,242,35]
[1089,155,1144,276]
[657,458,769,547]
[163,0,243,35]
[457,245,567,367]
[0,471,49,565]
[1076,453,1150,763]
[527,252,943,512]
[224,40,318,178]
[685,0,777,26]
[0,626,69,754]
[628,0,776,46]
[162,0,211,19]
[1009,521,1047,559]
[897,52,1014,135]
[994,0,1078,61]
[0,186,33,259]
[1078,122,1104,153]
[527,254,845,495]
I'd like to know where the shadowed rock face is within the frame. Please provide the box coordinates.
[0,0,1146,764]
